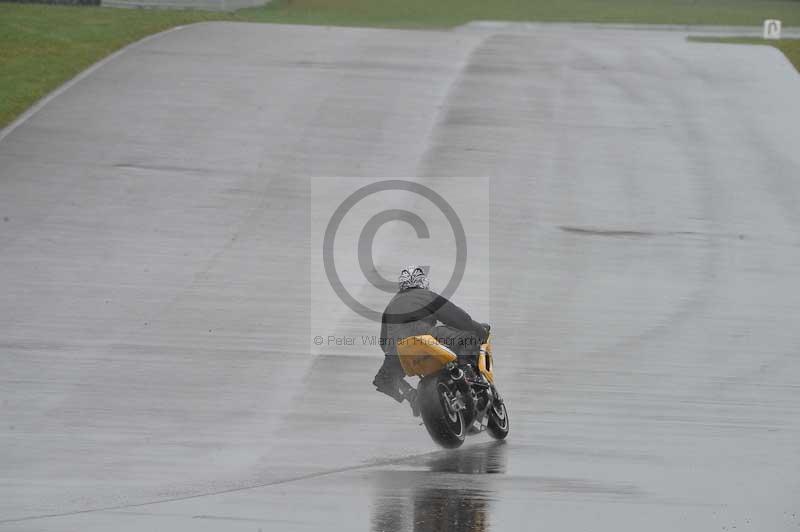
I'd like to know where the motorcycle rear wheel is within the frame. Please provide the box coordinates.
[418,375,466,449]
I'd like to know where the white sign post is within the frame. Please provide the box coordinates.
[763,19,782,40]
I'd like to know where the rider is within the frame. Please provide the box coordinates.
[373,265,490,415]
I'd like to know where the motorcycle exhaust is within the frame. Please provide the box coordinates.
[446,362,477,425]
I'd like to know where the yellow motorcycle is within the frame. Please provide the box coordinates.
[397,333,509,448]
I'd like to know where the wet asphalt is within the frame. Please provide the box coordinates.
[1,21,800,531]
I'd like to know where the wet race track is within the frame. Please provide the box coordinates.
[2,21,800,531]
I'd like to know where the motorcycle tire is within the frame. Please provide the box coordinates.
[486,400,510,440]
[418,374,466,449]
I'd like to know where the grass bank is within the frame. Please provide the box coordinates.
[2,0,799,128]
[241,0,800,28]
[0,4,231,128]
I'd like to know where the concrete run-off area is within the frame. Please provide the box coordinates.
[1,22,799,531]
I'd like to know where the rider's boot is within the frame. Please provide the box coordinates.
[373,364,420,416]
[373,372,420,417]
[373,367,405,403]
[397,379,420,417]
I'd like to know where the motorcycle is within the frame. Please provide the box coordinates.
[397,332,509,448]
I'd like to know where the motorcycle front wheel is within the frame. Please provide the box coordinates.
[418,374,466,449]
[486,400,510,440]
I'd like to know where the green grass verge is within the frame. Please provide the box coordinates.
[689,37,800,72]
[0,4,233,127]
[241,0,800,29]
[1,0,799,128]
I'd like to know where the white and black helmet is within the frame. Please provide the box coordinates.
[398,265,429,291]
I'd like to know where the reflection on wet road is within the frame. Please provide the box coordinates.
[372,443,506,532]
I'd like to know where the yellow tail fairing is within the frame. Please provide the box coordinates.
[397,335,458,377]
